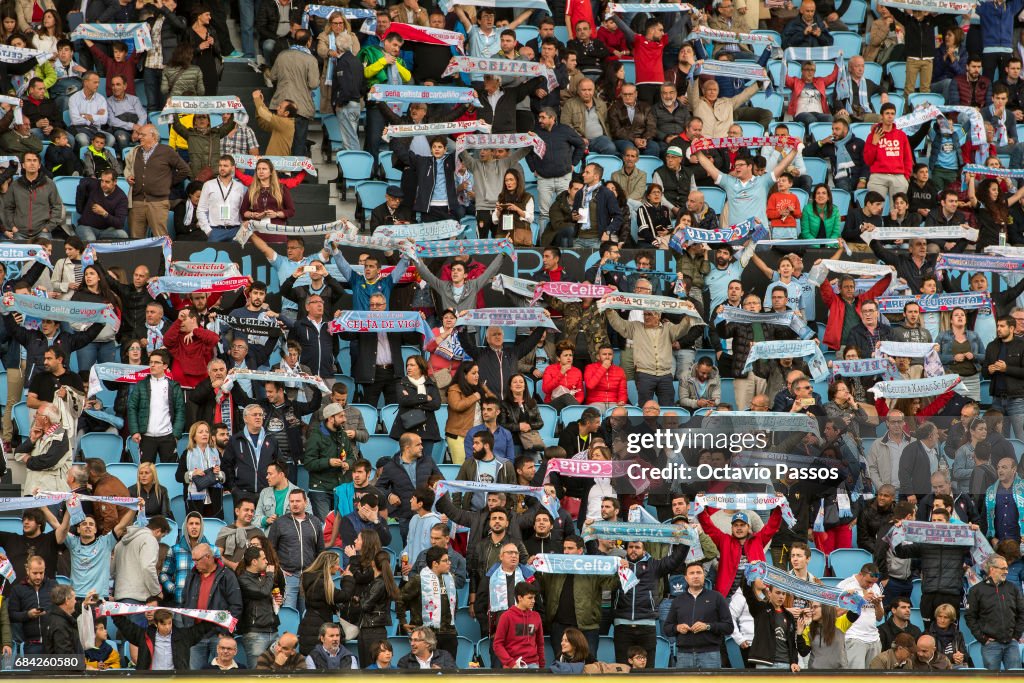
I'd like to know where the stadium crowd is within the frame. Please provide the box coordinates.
[0,0,1019,675]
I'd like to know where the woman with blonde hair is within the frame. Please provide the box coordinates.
[134,462,170,519]
[316,12,359,115]
[298,551,355,654]
[175,420,224,517]
[239,158,295,243]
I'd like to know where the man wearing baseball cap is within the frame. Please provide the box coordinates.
[697,504,784,597]
[303,401,355,520]
[369,185,413,231]
[653,146,691,215]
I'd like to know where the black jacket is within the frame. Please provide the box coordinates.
[472,79,544,133]
[898,441,936,499]
[340,330,416,385]
[330,50,364,108]
[398,151,457,214]
[9,578,57,643]
[358,575,394,629]
[376,452,442,520]
[894,539,970,594]
[181,564,243,633]
[856,501,894,552]
[288,316,338,379]
[236,570,279,634]
[663,587,733,652]
[298,571,354,654]
[879,616,922,651]
[255,0,296,43]
[915,493,982,525]
[397,649,456,669]
[743,582,810,666]
[2,315,103,385]
[222,429,286,495]
[42,606,83,655]
[965,577,1024,644]
[805,134,867,184]
[528,123,586,179]
[388,376,442,441]
[571,183,625,243]
[112,614,212,670]
[457,326,546,402]
[614,546,688,622]
[983,336,1024,399]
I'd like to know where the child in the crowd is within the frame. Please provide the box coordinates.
[81,130,122,178]
[767,173,802,230]
[85,621,122,670]
[626,646,648,669]
[85,40,143,96]
[44,128,79,177]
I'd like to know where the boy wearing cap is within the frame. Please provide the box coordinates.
[369,185,414,231]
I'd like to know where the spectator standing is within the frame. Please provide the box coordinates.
[965,552,1024,670]
[124,124,191,238]
[127,349,186,464]
[270,29,318,157]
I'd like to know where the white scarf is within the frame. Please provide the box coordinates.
[409,374,427,396]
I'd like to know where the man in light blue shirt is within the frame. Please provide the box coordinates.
[456,7,501,58]
[694,145,798,230]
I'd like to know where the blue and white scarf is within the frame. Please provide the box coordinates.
[0,43,47,65]
[235,218,346,246]
[158,96,249,124]
[702,411,820,438]
[876,340,944,377]
[455,132,546,158]
[806,259,894,287]
[756,239,848,253]
[414,238,516,261]
[583,519,703,563]
[222,368,329,395]
[302,5,377,32]
[420,567,457,629]
[0,293,119,330]
[600,262,678,281]
[456,307,559,331]
[884,520,992,573]
[743,340,828,381]
[689,25,776,46]
[327,311,435,340]
[491,274,537,299]
[936,253,1024,278]
[531,553,640,592]
[487,563,530,612]
[324,229,415,258]
[714,305,814,340]
[691,493,798,527]
[82,236,172,270]
[877,293,992,314]
[607,2,697,11]
[669,217,767,251]
[147,275,250,298]
[693,59,770,84]
[963,163,1024,183]
[185,445,221,501]
[862,225,977,243]
[439,0,550,12]
[433,480,559,517]
[596,293,705,322]
[70,22,153,50]
[744,561,867,613]
[831,358,898,382]
[368,84,481,108]
[867,373,963,400]
[87,363,149,397]
[0,243,51,268]
[374,220,463,241]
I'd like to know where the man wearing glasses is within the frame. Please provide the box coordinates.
[202,635,245,670]
[182,543,243,670]
[965,553,1024,671]
[223,404,286,496]
[867,410,913,492]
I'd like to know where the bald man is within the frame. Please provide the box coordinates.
[914,635,952,670]
[123,124,191,238]
[834,56,885,123]
[255,633,310,671]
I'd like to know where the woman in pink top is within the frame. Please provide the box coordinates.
[542,340,584,409]
[424,309,466,394]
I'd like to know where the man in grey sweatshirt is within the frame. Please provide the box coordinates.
[458,147,530,239]
[417,253,507,313]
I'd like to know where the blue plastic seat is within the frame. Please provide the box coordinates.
[354,180,388,231]
[804,157,829,186]
[78,432,124,464]
[702,186,727,215]
[635,154,661,178]
[888,62,907,91]
[828,547,872,577]
[107,463,138,489]
[585,153,622,176]
[380,404,399,434]
[831,31,863,58]
[335,149,375,201]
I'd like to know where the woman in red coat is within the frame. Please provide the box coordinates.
[541,340,584,409]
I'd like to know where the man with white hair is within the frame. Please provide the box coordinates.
[965,553,1024,670]
[222,404,285,496]
[123,123,191,237]
[456,314,547,402]
[834,55,886,123]
[13,403,72,494]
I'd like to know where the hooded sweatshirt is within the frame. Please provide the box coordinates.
[492,605,545,668]
[113,526,162,602]
[160,512,221,604]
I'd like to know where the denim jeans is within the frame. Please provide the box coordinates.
[587,135,616,155]
[283,571,304,613]
[309,490,332,521]
[991,396,1024,441]
[998,143,1024,170]
[189,635,220,670]
[241,631,276,667]
[674,348,695,383]
[363,106,387,163]
[208,226,240,242]
[143,68,164,113]
[795,112,833,127]
[981,641,1022,671]
[536,173,571,231]
[71,127,115,151]
[614,139,661,158]
[76,225,129,241]
[336,102,360,151]
[76,340,117,372]
[239,0,256,57]
[636,371,675,406]
[111,128,134,153]
[51,77,82,115]
[675,650,721,669]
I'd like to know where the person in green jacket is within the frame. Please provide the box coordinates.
[126,349,187,464]
[800,183,843,239]
[358,33,411,161]
[303,402,354,521]
[171,113,235,179]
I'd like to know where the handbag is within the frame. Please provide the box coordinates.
[191,468,219,491]
[399,408,428,430]
[432,367,453,390]
[560,496,582,520]
[337,616,360,641]
[518,429,545,451]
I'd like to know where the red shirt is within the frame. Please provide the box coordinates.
[631,34,668,85]
[196,571,216,611]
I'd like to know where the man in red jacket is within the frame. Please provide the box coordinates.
[864,102,913,204]
[698,508,783,596]
[819,271,893,351]
[164,308,221,390]
[492,582,545,669]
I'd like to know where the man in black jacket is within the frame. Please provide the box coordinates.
[529,108,586,232]
[857,484,895,551]
[743,578,810,670]
[473,75,545,134]
[983,315,1024,442]
[614,538,688,664]
[377,434,442,541]
[893,509,970,630]
[899,422,942,505]
[457,319,547,402]
[369,186,413,231]
[11,556,57,655]
[42,586,95,656]
[222,404,286,496]
[879,597,923,651]
[75,171,129,241]
[965,553,1024,670]
[915,472,983,525]
[182,544,243,669]
[804,117,867,192]
[22,78,59,142]
[1,314,103,386]
[397,626,456,669]
[663,563,732,668]
[570,162,625,247]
